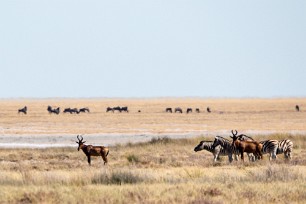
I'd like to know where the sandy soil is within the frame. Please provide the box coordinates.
[0,98,305,148]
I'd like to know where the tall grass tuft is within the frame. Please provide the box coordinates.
[126,154,140,164]
[249,164,303,182]
[149,137,172,145]
[92,170,148,185]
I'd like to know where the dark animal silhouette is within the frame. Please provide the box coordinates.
[113,106,121,112]
[120,106,129,112]
[195,108,200,113]
[175,107,183,113]
[63,108,79,114]
[76,135,109,165]
[47,106,60,114]
[186,108,192,114]
[166,108,172,113]
[106,107,114,112]
[295,105,300,112]
[79,107,90,113]
[18,106,27,114]
[207,107,211,113]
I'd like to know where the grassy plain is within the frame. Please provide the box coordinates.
[0,98,306,203]
[0,98,306,135]
[0,135,306,203]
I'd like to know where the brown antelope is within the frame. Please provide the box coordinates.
[76,135,109,165]
[230,130,263,162]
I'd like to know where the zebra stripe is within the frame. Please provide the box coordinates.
[194,141,228,162]
[238,135,278,160]
[277,139,293,159]
[212,136,239,162]
[259,140,278,160]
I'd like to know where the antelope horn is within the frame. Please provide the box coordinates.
[231,130,238,136]
[77,135,83,142]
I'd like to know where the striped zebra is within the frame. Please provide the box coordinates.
[211,136,239,163]
[194,141,229,162]
[238,134,278,161]
[277,139,293,159]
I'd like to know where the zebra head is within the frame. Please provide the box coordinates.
[212,136,228,149]
[194,141,205,152]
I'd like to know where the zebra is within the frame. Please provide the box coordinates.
[238,134,278,161]
[277,139,293,159]
[211,136,239,163]
[212,135,256,162]
[194,141,229,162]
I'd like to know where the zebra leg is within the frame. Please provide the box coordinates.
[213,153,218,162]
[228,154,233,163]
[87,156,91,165]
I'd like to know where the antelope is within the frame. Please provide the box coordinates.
[76,135,109,165]
[238,134,278,160]
[230,130,263,162]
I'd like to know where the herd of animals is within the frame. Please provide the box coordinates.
[18,104,303,115]
[75,129,294,166]
[194,130,293,162]
[16,104,300,165]
[17,105,215,114]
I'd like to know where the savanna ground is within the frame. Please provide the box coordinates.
[0,98,306,203]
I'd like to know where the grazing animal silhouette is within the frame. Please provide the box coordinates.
[79,107,90,113]
[295,105,300,112]
[76,135,109,165]
[175,107,183,113]
[165,108,172,113]
[120,106,129,112]
[186,108,192,114]
[207,107,211,113]
[113,106,121,112]
[63,108,79,114]
[106,107,114,112]
[18,106,27,114]
[47,106,60,114]
[195,108,200,113]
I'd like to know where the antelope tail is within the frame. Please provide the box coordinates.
[106,150,109,157]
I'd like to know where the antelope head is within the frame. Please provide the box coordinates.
[76,135,86,151]
[230,130,239,145]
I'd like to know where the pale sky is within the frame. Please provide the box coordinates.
[0,1,305,98]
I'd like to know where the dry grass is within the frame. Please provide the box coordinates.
[0,135,305,203]
[0,98,306,203]
[0,98,306,135]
